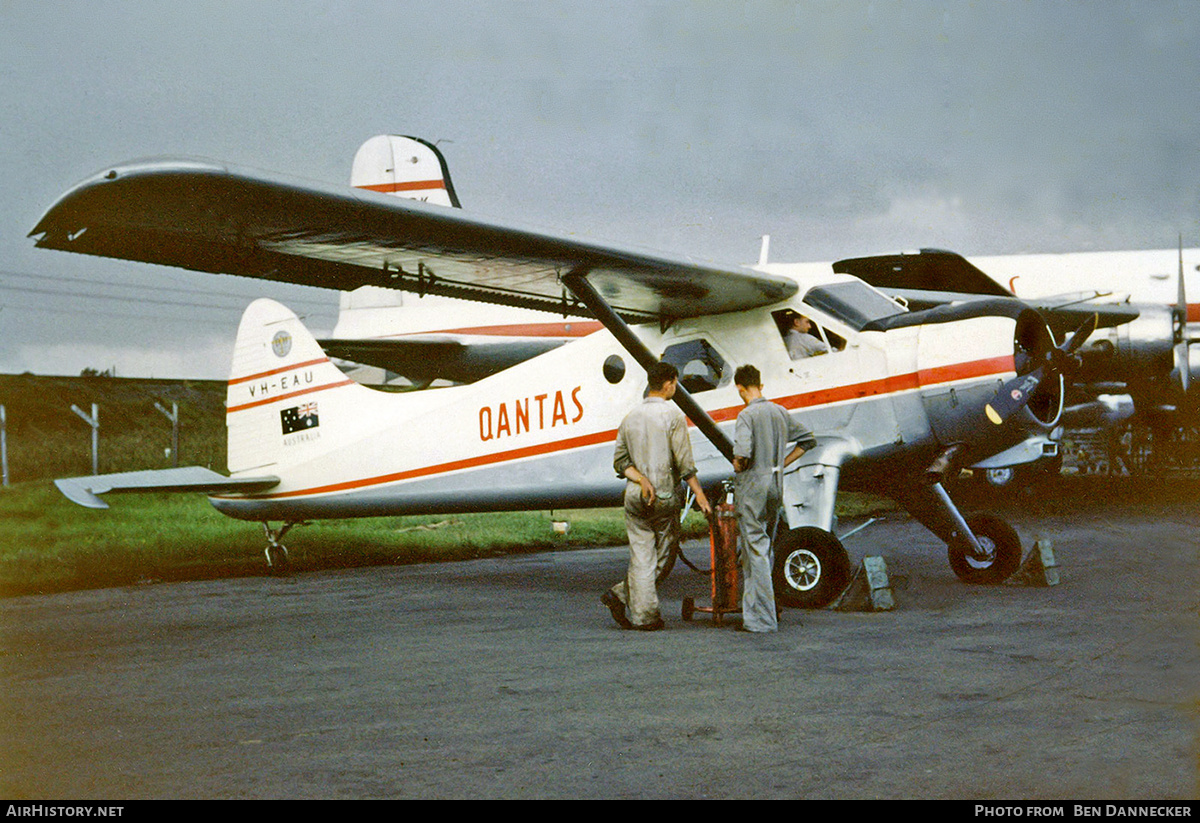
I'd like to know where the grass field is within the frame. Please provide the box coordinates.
[0,479,900,597]
[0,480,673,596]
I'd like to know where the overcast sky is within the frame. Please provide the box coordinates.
[2,1,1198,379]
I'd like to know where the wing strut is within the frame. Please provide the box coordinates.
[561,269,735,464]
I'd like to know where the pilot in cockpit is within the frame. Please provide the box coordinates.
[779,311,830,359]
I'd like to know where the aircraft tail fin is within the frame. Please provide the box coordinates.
[351,134,461,207]
[226,299,365,474]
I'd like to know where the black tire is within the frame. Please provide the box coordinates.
[947,514,1021,584]
[772,527,851,609]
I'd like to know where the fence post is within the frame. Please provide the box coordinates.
[1,405,8,487]
[71,403,99,476]
[154,401,179,467]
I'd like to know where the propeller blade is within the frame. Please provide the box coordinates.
[1061,312,1098,356]
[985,368,1044,426]
[1174,341,1190,393]
[987,313,1095,425]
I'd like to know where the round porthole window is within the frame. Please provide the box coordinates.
[603,354,626,384]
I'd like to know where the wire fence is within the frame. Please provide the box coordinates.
[0,374,226,485]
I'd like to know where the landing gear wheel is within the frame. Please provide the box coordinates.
[262,521,303,576]
[772,527,851,609]
[948,513,1021,584]
[265,544,290,574]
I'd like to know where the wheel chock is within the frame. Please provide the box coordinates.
[1007,539,1059,587]
[834,556,895,612]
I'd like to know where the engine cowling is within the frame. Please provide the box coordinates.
[916,306,1063,460]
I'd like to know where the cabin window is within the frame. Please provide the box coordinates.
[661,339,729,394]
[603,354,626,384]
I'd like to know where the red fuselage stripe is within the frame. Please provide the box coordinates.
[229,357,331,385]
[226,354,1014,500]
[355,180,447,194]
[706,355,1013,423]
[226,379,356,413]
[380,321,605,339]
[257,429,620,499]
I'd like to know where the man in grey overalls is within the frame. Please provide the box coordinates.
[732,364,815,633]
[602,361,713,630]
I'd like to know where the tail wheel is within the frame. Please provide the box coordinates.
[772,527,851,609]
[265,544,290,575]
[947,514,1021,584]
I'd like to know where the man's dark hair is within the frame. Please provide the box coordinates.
[647,361,678,391]
[734,364,762,388]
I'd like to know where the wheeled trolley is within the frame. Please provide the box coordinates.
[682,499,741,624]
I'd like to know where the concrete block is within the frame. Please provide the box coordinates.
[1007,539,1059,587]
[834,555,895,611]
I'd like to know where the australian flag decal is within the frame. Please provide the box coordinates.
[281,402,320,435]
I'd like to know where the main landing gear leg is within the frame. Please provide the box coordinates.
[262,521,303,573]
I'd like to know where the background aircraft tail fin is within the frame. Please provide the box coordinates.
[226,299,363,473]
[350,134,461,207]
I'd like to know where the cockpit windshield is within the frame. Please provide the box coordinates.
[801,282,906,331]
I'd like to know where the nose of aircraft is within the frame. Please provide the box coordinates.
[986,309,1091,427]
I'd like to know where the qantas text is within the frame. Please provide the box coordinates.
[479,387,583,441]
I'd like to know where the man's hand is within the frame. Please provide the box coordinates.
[687,477,713,517]
[638,476,656,505]
[625,467,656,505]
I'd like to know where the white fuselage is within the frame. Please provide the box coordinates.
[211,272,1039,523]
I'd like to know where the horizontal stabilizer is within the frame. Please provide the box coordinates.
[317,336,565,383]
[834,249,1012,296]
[837,249,1140,336]
[54,467,280,510]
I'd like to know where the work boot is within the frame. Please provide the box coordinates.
[633,617,665,631]
[600,591,632,629]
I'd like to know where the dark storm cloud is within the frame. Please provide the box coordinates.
[0,1,1197,377]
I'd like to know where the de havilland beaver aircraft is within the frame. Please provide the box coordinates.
[31,136,1098,609]
[326,138,1200,480]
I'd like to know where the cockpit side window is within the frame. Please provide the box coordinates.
[772,309,845,359]
[660,338,729,393]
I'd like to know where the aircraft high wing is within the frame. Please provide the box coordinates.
[34,138,1092,609]
[29,155,796,322]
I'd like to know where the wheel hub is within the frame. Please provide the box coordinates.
[783,549,822,591]
[965,535,997,567]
